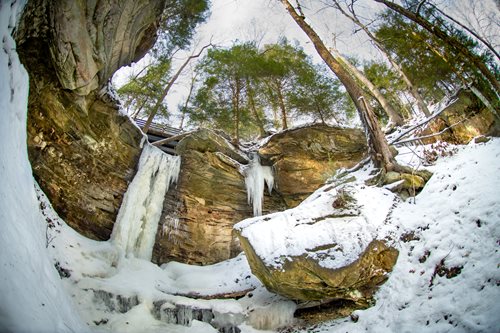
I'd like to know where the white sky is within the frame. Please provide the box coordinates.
[112,0,499,127]
[113,0,381,126]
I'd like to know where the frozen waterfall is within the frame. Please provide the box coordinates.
[244,152,274,216]
[111,144,181,260]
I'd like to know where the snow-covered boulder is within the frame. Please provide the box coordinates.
[234,181,399,308]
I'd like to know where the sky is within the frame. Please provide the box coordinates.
[112,0,382,126]
[112,0,499,128]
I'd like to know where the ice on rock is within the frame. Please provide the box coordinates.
[111,144,180,260]
[244,152,274,216]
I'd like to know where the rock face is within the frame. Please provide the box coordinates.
[152,126,367,265]
[152,129,287,265]
[235,182,399,308]
[419,89,499,144]
[16,0,165,240]
[259,124,367,207]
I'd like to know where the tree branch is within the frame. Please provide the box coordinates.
[142,41,214,133]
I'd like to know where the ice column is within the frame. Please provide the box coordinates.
[111,144,181,260]
[244,152,274,216]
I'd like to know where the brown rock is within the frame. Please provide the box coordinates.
[16,0,165,240]
[153,130,286,265]
[259,124,367,207]
[419,89,498,145]
[235,183,398,309]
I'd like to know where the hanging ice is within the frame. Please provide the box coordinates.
[244,152,274,216]
[111,144,181,260]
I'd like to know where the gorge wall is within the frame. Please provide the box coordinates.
[16,0,166,240]
[153,125,367,265]
[16,0,366,267]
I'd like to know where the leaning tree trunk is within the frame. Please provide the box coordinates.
[281,0,396,171]
[374,0,500,97]
[276,83,289,130]
[142,43,212,133]
[330,0,431,117]
[330,48,404,126]
[247,81,267,137]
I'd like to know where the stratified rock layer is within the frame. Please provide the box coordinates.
[419,89,498,144]
[152,129,287,265]
[152,126,368,265]
[16,0,165,240]
[259,124,367,207]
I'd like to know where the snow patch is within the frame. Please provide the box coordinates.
[0,1,86,331]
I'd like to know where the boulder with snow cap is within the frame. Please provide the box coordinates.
[234,183,399,308]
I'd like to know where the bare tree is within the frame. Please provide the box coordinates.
[426,2,499,61]
[179,72,198,130]
[142,42,213,133]
[280,0,397,171]
[329,0,431,117]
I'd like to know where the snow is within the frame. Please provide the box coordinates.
[110,144,180,260]
[34,182,295,332]
[291,139,500,333]
[244,152,275,216]
[0,1,86,331]
[1,2,499,331]
[235,171,396,270]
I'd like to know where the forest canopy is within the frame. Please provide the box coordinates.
[116,0,499,145]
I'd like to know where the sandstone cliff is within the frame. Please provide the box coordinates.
[16,0,165,240]
[153,126,367,265]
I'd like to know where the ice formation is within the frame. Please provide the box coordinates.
[111,144,180,260]
[244,152,274,216]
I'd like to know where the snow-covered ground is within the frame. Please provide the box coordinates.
[0,1,87,332]
[292,140,500,333]
[1,1,499,332]
[33,138,500,333]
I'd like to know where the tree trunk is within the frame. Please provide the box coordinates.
[179,74,197,130]
[315,103,326,124]
[142,43,212,133]
[374,0,500,96]
[331,48,404,126]
[247,81,267,137]
[330,0,431,117]
[276,84,288,130]
[281,0,396,171]
[232,78,242,145]
[130,97,148,120]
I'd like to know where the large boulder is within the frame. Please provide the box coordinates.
[16,0,166,240]
[235,182,399,307]
[259,124,367,207]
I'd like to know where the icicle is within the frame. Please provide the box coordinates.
[247,301,296,330]
[110,144,181,260]
[244,152,274,216]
